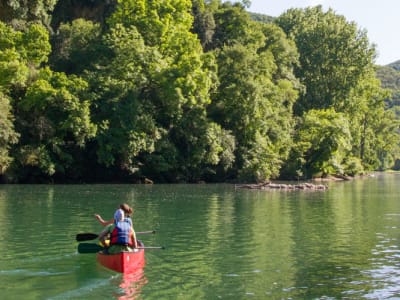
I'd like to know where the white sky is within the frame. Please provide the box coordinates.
[248,0,399,65]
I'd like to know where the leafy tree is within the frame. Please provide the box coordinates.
[87,24,161,172]
[49,18,103,74]
[107,0,194,47]
[258,22,301,85]
[18,23,51,66]
[198,2,301,182]
[0,0,57,29]
[287,108,352,178]
[205,3,301,182]
[191,0,216,49]
[0,22,51,105]
[347,70,399,171]
[0,21,29,88]
[0,92,19,174]
[0,21,50,177]
[2,0,397,183]
[276,6,375,115]
[13,67,96,180]
[276,6,399,176]
[210,39,298,181]
[0,21,95,181]
[210,1,257,50]
[85,0,231,182]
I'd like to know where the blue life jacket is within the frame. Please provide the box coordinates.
[110,219,133,246]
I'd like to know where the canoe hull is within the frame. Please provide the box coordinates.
[96,244,145,273]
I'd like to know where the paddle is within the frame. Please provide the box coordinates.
[76,233,98,241]
[77,243,165,254]
[78,243,103,253]
[76,230,156,242]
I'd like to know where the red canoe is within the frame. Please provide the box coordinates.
[96,242,145,273]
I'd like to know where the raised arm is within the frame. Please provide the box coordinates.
[94,214,114,226]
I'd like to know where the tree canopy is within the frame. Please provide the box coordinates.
[0,1,398,183]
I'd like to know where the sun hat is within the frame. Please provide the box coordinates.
[114,208,124,222]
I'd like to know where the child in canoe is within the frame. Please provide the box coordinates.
[98,208,138,253]
[94,203,133,226]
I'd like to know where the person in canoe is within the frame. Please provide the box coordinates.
[94,203,133,227]
[98,208,138,253]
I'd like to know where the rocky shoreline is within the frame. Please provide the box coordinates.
[234,173,380,191]
[235,182,328,191]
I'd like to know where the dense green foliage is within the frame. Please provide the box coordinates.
[0,1,398,183]
[249,12,274,24]
[276,6,399,177]
[375,62,400,170]
[376,62,400,118]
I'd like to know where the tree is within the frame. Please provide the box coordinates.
[14,67,96,180]
[0,0,57,30]
[18,22,51,66]
[210,39,298,181]
[0,92,19,174]
[191,0,216,50]
[0,22,51,93]
[347,69,399,171]
[287,108,352,178]
[203,3,301,182]
[0,21,95,181]
[87,24,161,172]
[209,1,257,50]
[49,18,102,74]
[276,6,375,115]
[276,6,399,175]
[107,0,194,47]
[0,21,29,89]
[85,0,230,182]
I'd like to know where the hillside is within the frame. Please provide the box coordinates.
[376,62,400,117]
[249,12,274,23]
[387,60,400,71]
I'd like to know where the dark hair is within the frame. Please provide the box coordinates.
[120,203,133,216]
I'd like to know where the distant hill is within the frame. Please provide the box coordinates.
[376,64,400,90]
[376,61,400,118]
[249,12,274,23]
[387,60,400,71]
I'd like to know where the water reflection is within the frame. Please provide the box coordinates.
[0,176,400,299]
[111,267,148,300]
[360,213,400,299]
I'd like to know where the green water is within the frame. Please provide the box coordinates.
[0,173,399,299]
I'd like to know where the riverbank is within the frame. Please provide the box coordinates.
[234,172,382,191]
[235,182,329,191]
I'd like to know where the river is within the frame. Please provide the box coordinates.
[0,173,399,299]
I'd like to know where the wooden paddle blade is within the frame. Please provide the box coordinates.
[77,243,104,254]
[76,233,99,242]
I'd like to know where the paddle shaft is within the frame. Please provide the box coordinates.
[137,230,157,235]
[76,230,156,242]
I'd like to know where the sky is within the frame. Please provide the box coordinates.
[248,0,399,65]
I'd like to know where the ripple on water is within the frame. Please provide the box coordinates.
[0,269,72,277]
[359,234,400,299]
[47,278,111,300]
